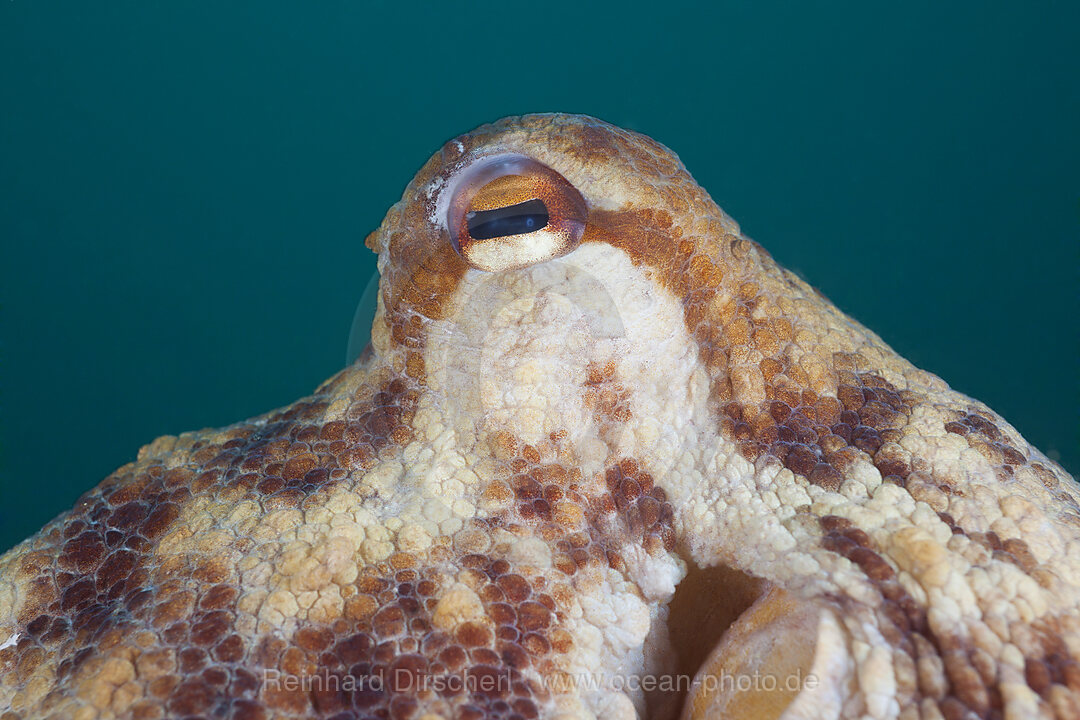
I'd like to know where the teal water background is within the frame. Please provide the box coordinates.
[1,2,1077,553]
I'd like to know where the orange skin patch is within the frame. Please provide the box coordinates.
[467,174,545,211]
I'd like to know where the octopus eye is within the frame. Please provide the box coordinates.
[447,155,586,272]
[466,199,549,240]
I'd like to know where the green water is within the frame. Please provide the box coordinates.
[1,2,1077,553]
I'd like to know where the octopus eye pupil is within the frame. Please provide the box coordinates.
[466,199,549,240]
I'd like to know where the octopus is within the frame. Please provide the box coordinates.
[1,114,1078,720]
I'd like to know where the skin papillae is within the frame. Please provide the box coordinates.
[1,114,1078,720]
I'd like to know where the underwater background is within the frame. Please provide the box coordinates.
[0,2,1077,553]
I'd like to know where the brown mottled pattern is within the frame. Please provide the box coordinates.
[2,114,1079,720]
[0,364,417,718]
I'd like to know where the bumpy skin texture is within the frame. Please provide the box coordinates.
[1,114,1078,720]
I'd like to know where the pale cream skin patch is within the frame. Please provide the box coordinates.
[0,114,1077,720]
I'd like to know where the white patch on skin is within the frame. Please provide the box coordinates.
[424,242,719,482]
[622,543,684,603]
[464,229,567,272]
[426,159,461,227]
[782,610,855,720]
[424,174,445,203]
[427,151,516,231]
